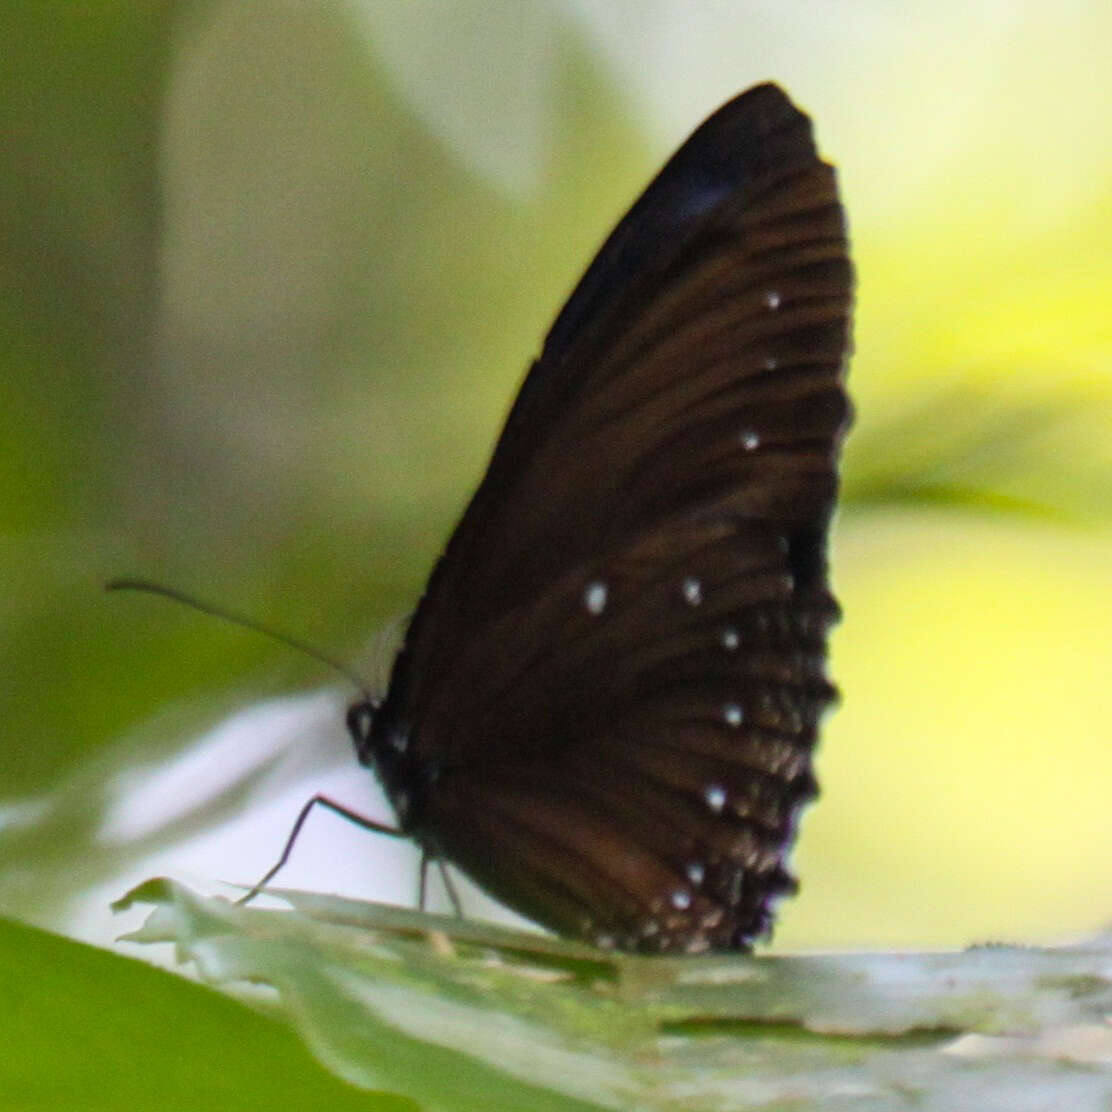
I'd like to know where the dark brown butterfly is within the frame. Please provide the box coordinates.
[349,82,852,954]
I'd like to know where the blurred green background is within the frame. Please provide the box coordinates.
[2,0,1111,967]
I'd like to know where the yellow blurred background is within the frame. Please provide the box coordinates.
[2,1,1109,954]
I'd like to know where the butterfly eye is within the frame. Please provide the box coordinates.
[345,700,376,756]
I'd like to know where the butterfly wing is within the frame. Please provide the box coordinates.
[364,83,853,952]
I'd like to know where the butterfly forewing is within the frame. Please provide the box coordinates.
[363,83,853,953]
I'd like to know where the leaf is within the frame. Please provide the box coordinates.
[115,879,1112,1111]
[843,383,1112,523]
[0,912,412,1111]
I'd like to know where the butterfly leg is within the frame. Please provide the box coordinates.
[238,793,403,904]
[416,849,463,917]
[438,858,463,917]
[417,849,430,910]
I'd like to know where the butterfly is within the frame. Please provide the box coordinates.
[342,82,852,954]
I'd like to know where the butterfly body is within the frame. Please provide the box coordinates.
[351,83,852,953]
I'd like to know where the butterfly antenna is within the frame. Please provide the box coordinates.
[106,578,372,694]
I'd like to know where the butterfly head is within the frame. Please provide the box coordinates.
[345,689,424,830]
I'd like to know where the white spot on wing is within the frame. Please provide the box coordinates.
[681,576,703,606]
[703,783,727,813]
[583,580,608,615]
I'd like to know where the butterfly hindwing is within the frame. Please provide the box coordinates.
[411,516,837,951]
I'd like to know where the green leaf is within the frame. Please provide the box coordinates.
[112,879,1112,1111]
[0,912,413,1110]
[844,383,1112,523]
